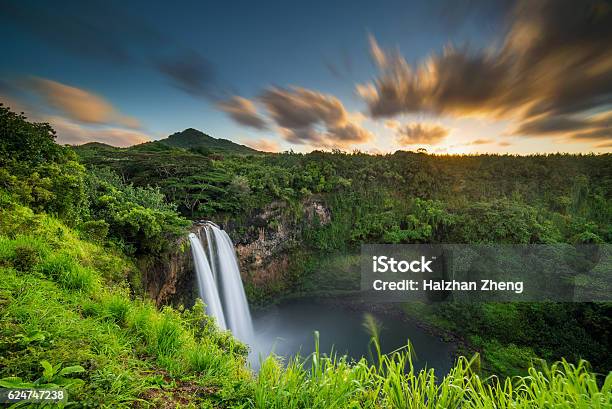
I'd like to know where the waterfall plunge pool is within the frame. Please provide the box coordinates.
[188,225,455,374]
[248,297,455,373]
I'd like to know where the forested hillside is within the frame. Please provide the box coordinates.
[1,105,611,407]
[76,139,610,246]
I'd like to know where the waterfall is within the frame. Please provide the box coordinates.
[189,223,254,343]
[207,224,254,343]
[188,233,227,330]
[204,226,218,282]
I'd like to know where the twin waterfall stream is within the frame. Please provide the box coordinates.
[188,222,254,343]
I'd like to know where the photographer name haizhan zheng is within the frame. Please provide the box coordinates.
[423,279,524,294]
[372,279,524,294]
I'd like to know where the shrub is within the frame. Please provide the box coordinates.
[152,314,184,357]
[79,220,109,243]
[83,293,131,326]
[186,343,233,378]
[12,244,41,272]
[103,294,131,325]
[38,253,99,293]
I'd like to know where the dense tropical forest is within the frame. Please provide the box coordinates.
[1,104,611,407]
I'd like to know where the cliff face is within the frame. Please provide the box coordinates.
[138,236,196,307]
[141,198,331,307]
[226,199,331,292]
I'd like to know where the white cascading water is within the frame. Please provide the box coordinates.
[189,223,254,344]
[204,224,218,282]
[208,224,254,343]
[188,233,227,330]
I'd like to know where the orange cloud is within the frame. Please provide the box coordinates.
[46,116,150,147]
[242,138,280,152]
[218,96,267,129]
[359,0,612,145]
[27,77,140,128]
[395,123,450,145]
[470,138,494,145]
[595,141,612,149]
[259,86,372,147]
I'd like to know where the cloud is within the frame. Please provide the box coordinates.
[358,0,612,143]
[384,119,401,129]
[470,138,494,145]
[327,122,373,144]
[279,127,325,145]
[156,51,219,99]
[498,141,512,147]
[595,141,612,149]
[0,3,227,102]
[218,96,267,129]
[324,48,353,79]
[259,86,372,147]
[0,1,162,63]
[570,128,611,141]
[368,34,388,69]
[26,77,140,128]
[395,123,450,145]
[512,111,610,143]
[242,138,280,152]
[46,116,150,147]
[260,86,348,129]
[1,88,148,148]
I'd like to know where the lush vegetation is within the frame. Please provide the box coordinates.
[0,204,250,407]
[75,120,612,376]
[1,211,609,407]
[1,104,611,406]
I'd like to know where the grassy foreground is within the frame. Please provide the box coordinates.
[0,203,610,408]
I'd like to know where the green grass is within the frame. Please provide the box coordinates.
[251,332,611,409]
[39,252,101,293]
[0,204,249,407]
[0,203,610,407]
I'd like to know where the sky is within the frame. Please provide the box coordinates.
[0,0,610,154]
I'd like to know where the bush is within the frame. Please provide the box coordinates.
[39,253,99,293]
[186,343,233,378]
[83,293,131,326]
[126,304,184,358]
[79,220,109,243]
[152,313,184,357]
[12,244,41,272]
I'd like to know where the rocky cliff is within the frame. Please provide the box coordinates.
[141,198,331,307]
[138,236,196,307]
[226,199,330,292]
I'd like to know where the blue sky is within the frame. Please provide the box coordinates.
[0,0,610,153]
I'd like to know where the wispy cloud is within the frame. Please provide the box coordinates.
[26,77,140,128]
[259,86,372,148]
[0,1,162,64]
[1,80,149,148]
[512,111,611,142]
[218,96,268,130]
[156,51,220,100]
[469,138,494,145]
[48,116,150,146]
[395,123,450,145]
[242,138,280,152]
[358,0,612,146]
[0,2,227,103]
[223,86,373,148]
